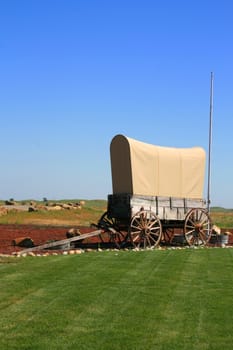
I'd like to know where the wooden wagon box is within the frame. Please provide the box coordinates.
[107,193,206,222]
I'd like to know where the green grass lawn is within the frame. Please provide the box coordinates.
[1,248,233,349]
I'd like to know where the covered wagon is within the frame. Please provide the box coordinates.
[98,134,211,248]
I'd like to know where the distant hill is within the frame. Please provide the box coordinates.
[211,207,233,212]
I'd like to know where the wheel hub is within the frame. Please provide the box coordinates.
[194,222,203,232]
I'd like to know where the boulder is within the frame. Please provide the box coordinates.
[5,200,16,205]
[12,237,34,248]
[28,206,38,212]
[66,228,81,238]
[62,204,72,210]
[0,207,8,216]
[45,205,62,211]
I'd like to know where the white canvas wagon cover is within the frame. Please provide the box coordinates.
[110,134,206,199]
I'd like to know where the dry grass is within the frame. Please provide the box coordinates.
[210,209,233,228]
[0,200,107,226]
[0,200,232,228]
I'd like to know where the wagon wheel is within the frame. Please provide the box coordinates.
[162,227,175,244]
[184,208,211,246]
[129,209,162,249]
[97,212,125,247]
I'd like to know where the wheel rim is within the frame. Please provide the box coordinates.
[184,208,211,246]
[129,210,162,249]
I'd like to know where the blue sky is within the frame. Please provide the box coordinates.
[0,0,232,207]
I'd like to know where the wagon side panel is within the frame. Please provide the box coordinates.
[107,194,206,222]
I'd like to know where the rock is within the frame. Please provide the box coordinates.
[28,252,36,257]
[62,204,72,210]
[0,207,8,216]
[12,237,34,248]
[212,224,221,235]
[5,200,16,205]
[66,228,81,238]
[45,205,62,211]
[85,248,94,252]
[28,206,38,212]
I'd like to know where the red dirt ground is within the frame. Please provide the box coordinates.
[0,224,97,255]
[0,224,233,255]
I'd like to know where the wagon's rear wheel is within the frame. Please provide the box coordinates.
[129,210,162,249]
[184,208,211,246]
[98,212,125,247]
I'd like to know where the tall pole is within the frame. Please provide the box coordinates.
[207,72,214,213]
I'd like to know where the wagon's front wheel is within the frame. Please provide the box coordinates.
[98,212,118,230]
[97,212,124,247]
[129,210,162,249]
[184,208,211,246]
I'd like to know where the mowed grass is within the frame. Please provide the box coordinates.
[1,248,233,349]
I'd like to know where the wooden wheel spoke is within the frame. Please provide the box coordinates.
[132,234,141,242]
[131,229,141,236]
[188,218,196,227]
[186,227,195,233]
[186,228,195,236]
[131,222,142,231]
[199,229,210,242]
[202,228,210,236]
[186,223,195,228]
[198,232,206,244]
[146,236,152,247]
[197,211,203,221]
[201,221,209,228]
[148,220,159,229]
[135,217,142,226]
[188,235,195,244]
[147,221,154,229]
[150,230,160,237]
[150,227,160,236]
[148,234,158,244]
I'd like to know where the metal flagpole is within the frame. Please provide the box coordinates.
[207,72,214,213]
